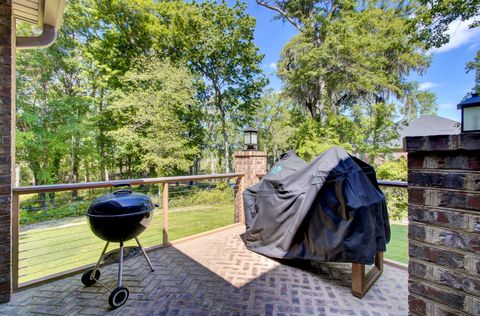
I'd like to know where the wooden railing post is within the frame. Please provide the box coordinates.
[11,193,20,291]
[162,183,169,245]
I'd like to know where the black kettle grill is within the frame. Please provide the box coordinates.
[81,184,156,308]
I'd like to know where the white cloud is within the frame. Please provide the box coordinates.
[430,18,480,54]
[268,62,277,70]
[439,103,455,109]
[419,81,438,90]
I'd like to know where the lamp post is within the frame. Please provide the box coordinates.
[243,127,258,150]
[457,93,480,133]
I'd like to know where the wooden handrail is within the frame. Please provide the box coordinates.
[12,173,244,195]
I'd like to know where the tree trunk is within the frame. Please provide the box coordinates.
[223,128,229,173]
[71,135,80,199]
[220,109,230,174]
[98,87,108,181]
[85,160,90,182]
[49,192,55,207]
[31,163,47,209]
[210,151,215,174]
[39,193,47,209]
[214,85,230,174]
[50,155,61,206]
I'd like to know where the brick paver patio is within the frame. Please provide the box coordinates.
[0,225,408,315]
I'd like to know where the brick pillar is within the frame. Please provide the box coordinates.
[405,133,480,316]
[0,0,14,303]
[233,150,267,224]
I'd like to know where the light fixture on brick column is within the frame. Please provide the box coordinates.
[243,127,258,150]
[457,92,480,133]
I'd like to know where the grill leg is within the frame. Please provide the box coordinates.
[135,237,155,272]
[91,242,109,281]
[117,241,124,288]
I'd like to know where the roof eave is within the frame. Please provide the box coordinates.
[16,0,66,49]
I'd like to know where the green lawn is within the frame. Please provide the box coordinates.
[19,209,408,284]
[19,203,234,283]
[385,224,408,264]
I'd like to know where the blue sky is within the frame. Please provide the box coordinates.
[244,1,480,122]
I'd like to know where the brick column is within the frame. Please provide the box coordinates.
[233,150,267,224]
[405,133,480,315]
[0,0,14,303]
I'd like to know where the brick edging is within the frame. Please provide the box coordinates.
[404,132,480,152]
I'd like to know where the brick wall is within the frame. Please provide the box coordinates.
[233,151,267,223]
[0,0,13,303]
[405,133,480,315]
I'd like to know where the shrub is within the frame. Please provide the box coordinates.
[20,200,90,225]
[168,182,234,208]
[376,157,408,220]
[376,157,407,181]
[382,187,408,220]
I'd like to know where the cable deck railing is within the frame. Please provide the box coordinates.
[12,173,244,290]
[11,173,407,291]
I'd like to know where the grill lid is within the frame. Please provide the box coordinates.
[87,184,155,217]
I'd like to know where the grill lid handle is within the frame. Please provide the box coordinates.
[113,183,133,194]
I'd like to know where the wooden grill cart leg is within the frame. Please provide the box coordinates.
[351,252,383,298]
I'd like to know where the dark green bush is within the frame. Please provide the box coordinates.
[376,157,408,220]
[169,182,234,208]
[20,200,90,225]
[382,187,408,220]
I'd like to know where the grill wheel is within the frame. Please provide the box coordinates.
[81,269,101,287]
[109,287,129,308]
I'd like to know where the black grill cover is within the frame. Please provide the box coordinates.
[241,147,390,265]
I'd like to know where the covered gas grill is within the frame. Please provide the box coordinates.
[241,147,390,298]
[81,184,156,308]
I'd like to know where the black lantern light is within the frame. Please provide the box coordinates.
[457,93,480,133]
[243,127,258,150]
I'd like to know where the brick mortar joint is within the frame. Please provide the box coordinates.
[409,258,480,281]
[408,186,480,195]
[409,205,480,216]
[409,221,480,239]
[409,275,479,300]
[409,239,473,257]
[408,169,480,175]
[409,293,471,316]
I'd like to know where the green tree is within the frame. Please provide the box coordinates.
[255,92,297,163]
[172,1,267,173]
[400,81,438,121]
[376,157,408,220]
[467,50,480,93]
[257,0,436,162]
[15,0,268,185]
[352,102,399,163]
[290,114,357,161]
[16,2,96,201]
[276,4,432,120]
[413,0,480,49]
[107,58,201,176]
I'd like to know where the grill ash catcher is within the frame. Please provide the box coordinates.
[81,184,157,308]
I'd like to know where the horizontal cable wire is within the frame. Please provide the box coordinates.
[18,181,234,282]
